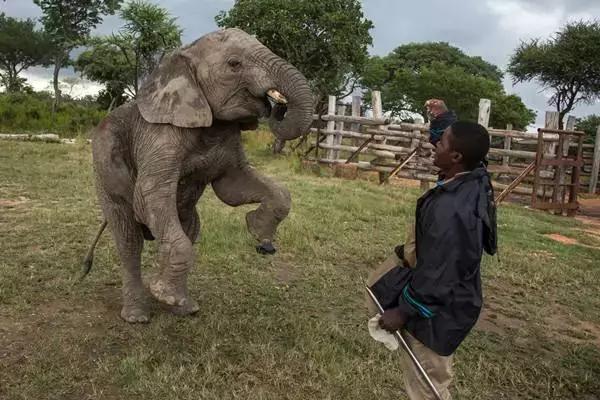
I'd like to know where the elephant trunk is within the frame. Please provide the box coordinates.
[261,53,314,141]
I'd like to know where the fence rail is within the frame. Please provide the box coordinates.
[305,92,600,196]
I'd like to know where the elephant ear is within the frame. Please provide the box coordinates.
[137,51,212,128]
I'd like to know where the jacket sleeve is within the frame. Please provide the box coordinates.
[396,206,483,319]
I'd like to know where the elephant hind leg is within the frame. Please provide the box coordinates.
[101,197,149,323]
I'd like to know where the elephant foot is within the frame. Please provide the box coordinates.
[256,239,277,255]
[149,278,189,307]
[246,212,277,255]
[121,303,150,324]
[163,298,200,316]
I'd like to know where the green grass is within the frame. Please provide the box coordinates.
[0,134,599,400]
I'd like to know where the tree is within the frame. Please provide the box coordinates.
[0,13,49,92]
[33,0,122,110]
[74,1,182,110]
[509,21,600,129]
[361,43,536,130]
[216,0,374,105]
[576,115,600,143]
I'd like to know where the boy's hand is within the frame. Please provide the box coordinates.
[378,307,408,332]
[424,99,448,119]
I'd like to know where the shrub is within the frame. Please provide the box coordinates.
[0,92,107,137]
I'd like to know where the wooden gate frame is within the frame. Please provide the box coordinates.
[531,128,585,216]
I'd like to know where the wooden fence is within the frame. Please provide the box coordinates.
[305,92,600,196]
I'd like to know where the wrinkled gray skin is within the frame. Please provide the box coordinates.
[89,29,313,323]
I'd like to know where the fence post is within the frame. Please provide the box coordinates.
[543,111,560,205]
[351,95,362,146]
[503,123,512,167]
[325,95,336,160]
[590,125,600,194]
[333,104,346,160]
[478,99,491,128]
[544,111,560,155]
[554,116,576,208]
[371,91,388,182]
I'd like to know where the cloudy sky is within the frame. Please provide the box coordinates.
[2,0,599,129]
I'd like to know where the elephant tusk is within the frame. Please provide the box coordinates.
[267,89,288,105]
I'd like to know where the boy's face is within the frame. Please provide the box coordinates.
[433,127,463,171]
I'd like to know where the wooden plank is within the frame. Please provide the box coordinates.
[367,128,428,140]
[590,126,600,194]
[488,129,558,140]
[388,123,430,133]
[316,158,438,182]
[540,159,583,168]
[539,127,585,136]
[316,114,390,126]
[318,143,402,160]
[380,149,418,185]
[495,162,536,204]
[489,148,537,159]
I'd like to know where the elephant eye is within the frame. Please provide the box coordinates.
[228,58,242,70]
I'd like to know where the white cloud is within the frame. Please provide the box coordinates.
[487,0,564,39]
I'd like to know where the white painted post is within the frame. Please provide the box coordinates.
[333,104,346,160]
[503,123,512,167]
[478,99,491,128]
[351,95,361,130]
[371,91,387,182]
[372,91,384,144]
[590,126,600,194]
[325,95,336,160]
[372,91,383,120]
[351,95,362,146]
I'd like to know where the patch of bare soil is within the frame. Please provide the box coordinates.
[0,288,121,368]
[389,177,422,189]
[0,196,29,208]
[476,282,600,348]
[579,196,600,219]
[272,259,297,289]
[544,233,580,245]
[542,306,600,348]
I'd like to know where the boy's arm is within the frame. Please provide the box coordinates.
[424,99,457,145]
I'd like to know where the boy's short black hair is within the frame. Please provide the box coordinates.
[449,121,490,170]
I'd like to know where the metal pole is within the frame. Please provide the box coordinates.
[366,286,443,400]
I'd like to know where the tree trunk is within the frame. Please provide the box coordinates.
[52,54,63,114]
[107,96,118,112]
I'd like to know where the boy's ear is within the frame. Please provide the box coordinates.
[451,151,463,165]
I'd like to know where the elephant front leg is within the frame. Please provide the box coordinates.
[134,179,199,313]
[212,166,291,254]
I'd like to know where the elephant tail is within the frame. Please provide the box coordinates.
[80,220,108,280]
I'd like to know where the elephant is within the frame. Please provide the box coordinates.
[82,28,314,323]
